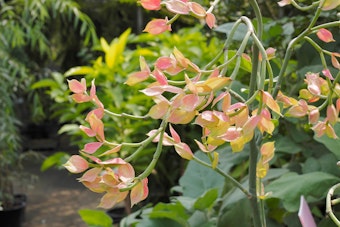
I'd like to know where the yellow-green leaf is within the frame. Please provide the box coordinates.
[64,66,94,77]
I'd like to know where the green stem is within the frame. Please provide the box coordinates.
[193,156,251,197]
[104,109,148,120]
[123,127,164,162]
[120,120,167,191]
[248,0,263,226]
[249,137,262,227]
[326,183,340,226]
[272,0,324,99]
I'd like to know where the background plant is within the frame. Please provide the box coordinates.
[58,0,340,226]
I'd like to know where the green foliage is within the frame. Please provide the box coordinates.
[78,209,113,227]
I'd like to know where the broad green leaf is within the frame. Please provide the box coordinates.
[188,210,216,227]
[137,218,182,227]
[266,172,339,212]
[218,198,252,227]
[275,136,302,154]
[78,209,113,227]
[40,152,70,171]
[314,123,340,159]
[31,79,57,89]
[228,50,252,72]
[179,152,224,198]
[64,66,94,77]
[214,22,248,41]
[148,202,189,227]
[193,188,219,210]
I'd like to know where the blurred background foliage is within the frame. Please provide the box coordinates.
[2,0,340,225]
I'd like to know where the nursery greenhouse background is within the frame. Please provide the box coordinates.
[1,0,340,227]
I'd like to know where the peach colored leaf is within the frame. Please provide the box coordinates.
[243,115,261,135]
[173,47,189,68]
[169,124,181,143]
[99,145,122,157]
[205,13,216,29]
[262,91,281,115]
[99,189,128,209]
[125,71,150,86]
[181,94,200,111]
[143,19,171,35]
[174,142,193,160]
[322,68,334,80]
[79,125,96,137]
[309,108,319,124]
[202,77,232,92]
[139,56,150,72]
[331,53,340,69]
[277,0,291,7]
[312,121,326,137]
[130,178,149,207]
[321,0,340,11]
[325,124,338,139]
[316,28,335,43]
[88,113,105,141]
[90,79,97,97]
[118,163,135,182]
[165,0,190,14]
[139,0,161,10]
[98,157,127,165]
[220,127,242,142]
[102,170,119,187]
[155,56,174,70]
[194,139,216,153]
[153,69,168,85]
[64,155,89,173]
[260,142,275,164]
[83,142,103,154]
[148,101,169,119]
[146,130,175,146]
[78,167,102,182]
[71,93,91,103]
[168,109,196,124]
[327,104,337,125]
[188,2,206,18]
[82,178,106,193]
[86,108,105,121]
[68,78,87,94]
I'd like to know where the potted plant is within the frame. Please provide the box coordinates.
[0,100,27,227]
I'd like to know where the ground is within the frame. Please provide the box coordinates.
[20,152,102,227]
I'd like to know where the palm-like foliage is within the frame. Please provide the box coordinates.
[0,0,97,209]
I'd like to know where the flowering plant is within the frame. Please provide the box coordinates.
[63,0,340,226]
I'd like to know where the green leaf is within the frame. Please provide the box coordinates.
[31,79,58,89]
[214,22,248,41]
[40,152,70,171]
[64,66,94,77]
[179,152,224,198]
[275,136,302,154]
[266,172,340,212]
[78,209,113,227]
[58,124,80,134]
[314,123,340,159]
[149,202,189,226]
[194,188,218,210]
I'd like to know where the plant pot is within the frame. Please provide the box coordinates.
[0,194,26,227]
